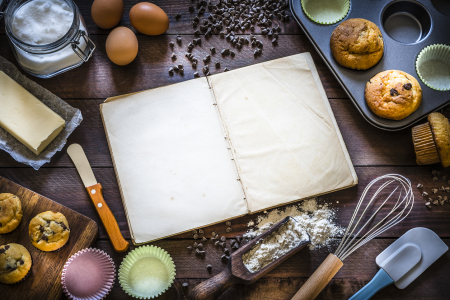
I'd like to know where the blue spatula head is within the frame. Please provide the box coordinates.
[376,227,448,289]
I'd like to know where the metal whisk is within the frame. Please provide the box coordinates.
[291,174,414,300]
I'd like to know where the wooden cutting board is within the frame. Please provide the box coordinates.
[0,176,98,300]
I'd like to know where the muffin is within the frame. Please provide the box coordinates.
[412,112,450,167]
[330,18,384,70]
[29,211,70,252]
[365,70,422,120]
[0,243,32,284]
[0,193,23,234]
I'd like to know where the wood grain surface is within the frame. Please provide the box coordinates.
[0,0,449,299]
[0,176,98,300]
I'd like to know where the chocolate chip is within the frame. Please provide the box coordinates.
[182,282,189,289]
[224,67,230,72]
[230,51,235,57]
[219,242,225,248]
[195,249,206,255]
[221,255,229,263]
[226,221,231,226]
[19,260,24,265]
[210,47,216,54]
[42,236,48,242]
[229,239,236,246]
[390,88,399,96]
[214,240,220,246]
[198,229,204,234]
[232,243,239,249]
[171,53,177,60]
[220,236,226,242]
[194,242,198,248]
[187,246,193,251]
[5,245,10,250]
[226,227,232,232]
[198,243,204,250]
[175,13,182,19]
[215,61,221,68]
[0,222,2,227]
[236,236,242,243]
[224,248,230,255]
[206,264,212,272]
[403,83,412,90]
[194,72,200,78]
[0,248,5,254]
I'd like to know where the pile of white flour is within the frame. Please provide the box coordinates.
[242,218,309,272]
[243,198,343,250]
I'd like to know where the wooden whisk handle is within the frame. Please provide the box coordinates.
[291,253,343,300]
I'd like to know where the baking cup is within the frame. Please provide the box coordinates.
[412,122,440,165]
[416,44,450,91]
[119,245,176,299]
[301,0,350,25]
[61,248,115,300]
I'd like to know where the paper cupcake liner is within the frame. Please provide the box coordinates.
[416,44,450,91]
[301,0,350,25]
[61,248,115,300]
[412,122,440,165]
[119,245,176,299]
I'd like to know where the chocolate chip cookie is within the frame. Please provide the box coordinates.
[0,243,32,284]
[365,70,422,120]
[0,193,23,234]
[330,18,384,70]
[29,211,70,252]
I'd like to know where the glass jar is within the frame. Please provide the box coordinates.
[1,0,95,78]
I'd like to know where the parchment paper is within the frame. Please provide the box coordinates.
[0,55,82,169]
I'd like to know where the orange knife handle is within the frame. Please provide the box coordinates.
[86,183,129,252]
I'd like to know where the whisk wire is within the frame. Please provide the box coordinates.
[334,174,414,261]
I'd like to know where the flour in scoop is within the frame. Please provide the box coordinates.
[243,218,309,273]
[244,198,343,250]
[12,0,74,45]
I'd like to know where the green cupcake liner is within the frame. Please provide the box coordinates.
[301,0,350,25]
[416,44,450,91]
[119,245,176,299]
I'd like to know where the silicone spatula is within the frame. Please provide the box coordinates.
[349,227,448,300]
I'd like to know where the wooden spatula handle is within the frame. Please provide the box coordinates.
[86,183,129,252]
[188,267,236,300]
[291,253,343,300]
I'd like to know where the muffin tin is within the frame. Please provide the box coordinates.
[291,0,450,130]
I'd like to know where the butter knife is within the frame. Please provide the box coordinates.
[67,143,129,252]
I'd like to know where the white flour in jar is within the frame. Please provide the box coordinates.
[243,198,343,250]
[12,0,74,45]
[10,0,88,76]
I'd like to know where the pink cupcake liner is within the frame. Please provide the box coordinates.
[61,248,116,300]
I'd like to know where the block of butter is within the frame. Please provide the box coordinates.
[0,71,65,155]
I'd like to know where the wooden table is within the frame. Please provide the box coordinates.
[1,1,449,299]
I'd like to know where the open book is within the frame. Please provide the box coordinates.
[100,53,357,244]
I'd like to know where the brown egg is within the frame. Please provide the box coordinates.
[129,2,169,35]
[105,27,138,66]
[91,0,123,29]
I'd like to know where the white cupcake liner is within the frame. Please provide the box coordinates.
[119,245,176,299]
[302,0,350,25]
[416,44,450,91]
[61,248,115,300]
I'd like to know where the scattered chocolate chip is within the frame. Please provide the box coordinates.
[198,229,204,234]
[182,282,189,289]
[171,53,177,60]
[226,227,232,233]
[210,47,216,54]
[215,61,221,68]
[189,6,194,12]
[272,38,278,44]
[403,83,412,90]
[178,64,184,70]
[417,183,423,189]
[433,176,438,181]
[220,236,226,242]
[232,243,239,249]
[432,188,438,194]
[214,240,220,246]
[187,246,193,251]
[422,191,428,197]
[236,236,242,243]
[230,51,235,57]
[425,201,432,208]
[221,255,229,263]
[226,221,231,226]
[195,249,206,255]
[229,239,236,246]
[193,234,199,240]
[169,41,174,47]
[390,88,399,96]
[219,242,225,248]
[224,67,230,72]
[211,231,217,237]
[224,248,230,255]
[177,36,182,44]
[198,243,204,250]
[175,13,182,19]
[194,242,198,248]
[206,264,212,272]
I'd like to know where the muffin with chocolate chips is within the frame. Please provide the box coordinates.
[0,193,23,234]
[29,211,70,252]
[365,70,422,120]
[0,243,32,284]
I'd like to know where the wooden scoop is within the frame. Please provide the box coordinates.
[188,217,310,300]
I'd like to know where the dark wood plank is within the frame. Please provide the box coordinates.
[0,166,449,241]
[58,238,450,300]
[0,0,302,35]
[0,176,98,300]
[0,34,347,99]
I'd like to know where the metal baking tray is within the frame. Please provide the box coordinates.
[290,0,450,131]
